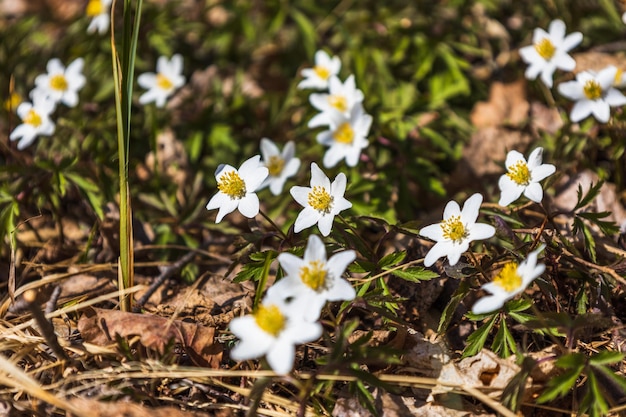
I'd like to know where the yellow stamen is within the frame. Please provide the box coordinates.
[156,73,174,90]
[534,38,556,60]
[49,74,68,92]
[506,161,531,186]
[333,122,354,144]
[217,171,246,199]
[583,80,602,100]
[307,186,333,214]
[615,68,624,86]
[300,260,328,291]
[24,109,42,127]
[86,0,103,16]
[254,304,285,337]
[493,262,522,292]
[328,95,348,113]
[314,65,330,80]
[4,92,21,112]
[267,155,285,177]
[441,215,467,243]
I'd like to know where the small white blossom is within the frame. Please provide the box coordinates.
[472,247,545,314]
[420,193,495,267]
[9,91,56,150]
[308,75,364,128]
[290,162,352,236]
[498,148,556,206]
[297,50,341,90]
[519,19,582,88]
[623,11,626,25]
[557,66,626,123]
[229,290,322,374]
[259,138,301,196]
[269,234,356,322]
[316,104,372,168]
[86,0,112,34]
[138,54,185,108]
[206,155,269,223]
[33,58,86,108]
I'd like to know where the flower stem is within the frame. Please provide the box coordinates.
[338,214,374,257]
[258,209,287,240]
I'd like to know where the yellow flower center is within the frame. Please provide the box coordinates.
[440,215,467,243]
[493,262,522,292]
[307,186,333,214]
[217,171,246,199]
[49,74,68,92]
[24,109,42,127]
[300,260,328,291]
[328,95,348,113]
[506,161,531,186]
[314,65,330,80]
[4,92,21,112]
[534,38,556,60]
[254,304,285,337]
[86,0,103,17]
[615,68,623,86]
[333,122,354,144]
[156,73,174,90]
[267,155,285,177]
[583,80,603,100]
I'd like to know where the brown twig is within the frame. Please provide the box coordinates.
[23,289,70,362]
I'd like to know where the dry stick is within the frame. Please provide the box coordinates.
[23,289,70,362]
[132,250,197,313]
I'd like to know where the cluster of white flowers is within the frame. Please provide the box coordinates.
[10,58,86,149]
[520,19,626,123]
[299,50,373,168]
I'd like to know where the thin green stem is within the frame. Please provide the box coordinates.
[338,214,374,256]
[258,209,287,240]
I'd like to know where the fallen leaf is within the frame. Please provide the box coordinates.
[470,80,529,128]
[78,308,222,368]
[67,398,222,417]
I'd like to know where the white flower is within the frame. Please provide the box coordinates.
[420,193,495,267]
[138,54,186,108]
[297,50,341,90]
[623,12,626,25]
[269,234,356,322]
[86,0,112,34]
[557,66,626,123]
[519,19,582,88]
[316,104,372,168]
[308,75,364,128]
[472,247,545,314]
[290,162,352,236]
[206,155,269,223]
[498,147,556,206]
[9,91,56,150]
[32,58,86,108]
[259,138,301,196]
[229,290,322,374]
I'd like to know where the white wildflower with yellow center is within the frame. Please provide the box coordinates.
[557,66,626,123]
[308,75,364,128]
[258,138,301,196]
[206,155,269,223]
[138,54,186,108]
[316,104,372,168]
[33,58,86,107]
[290,162,352,236]
[86,0,112,34]
[420,193,495,267]
[519,19,582,88]
[297,50,341,90]
[270,234,356,322]
[9,90,56,150]
[498,147,556,206]
[472,247,545,314]
[229,291,322,375]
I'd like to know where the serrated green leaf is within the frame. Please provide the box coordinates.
[391,267,439,282]
[589,351,625,366]
[438,280,470,333]
[378,251,407,268]
[462,314,497,358]
[536,365,584,403]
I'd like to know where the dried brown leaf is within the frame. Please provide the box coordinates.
[67,398,220,417]
[470,80,529,128]
[77,308,222,368]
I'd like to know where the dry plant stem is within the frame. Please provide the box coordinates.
[23,289,70,362]
[258,209,287,239]
[468,251,490,282]
[45,285,62,316]
[132,250,197,312]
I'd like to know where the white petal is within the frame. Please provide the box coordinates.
[277,252,304,278]
[591,101,610,123]
[260,137,279,161]
[137,73,156,89]
[215,199,239,223]
[530,164,556,182]
[442,200,461,219]
[561,32,582,51]
[293,207,320,233]
[548,19,566,41]
[265,336,295,374]
[237,193,260,218]
[505,150,525,169]
[326,250,356,278]
[304,235,327,263]
[569,100,593,122]
[557,80,583,100]
[290,186,311,207]
[423,241,451,267]
[468,223,496,241]
[420,223,444,241]
[326,278,356,302]
[331,173,347,199]
[523,183,544,203]
[461,193,483,225]
[471,294,507,315]
[553,53,576,72]
[526,147,543,169]
[317,213,335,236]
[605,89,626,107]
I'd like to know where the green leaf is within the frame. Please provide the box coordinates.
[378,251,406,268]
[438,280,470,333]
[391,267,439,282]
[536,365,584,403]
[573,181,604,211]
[589,351,625,366]
[491,320,517,357]
[462,314,497,358]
